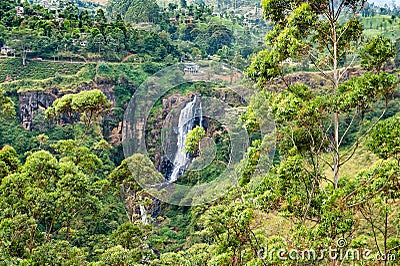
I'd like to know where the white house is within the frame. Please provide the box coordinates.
[184,62,200,73]
[80,40,88,47]
[1,46,15,56]
[15,6,24,17]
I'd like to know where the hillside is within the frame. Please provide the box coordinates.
[0,0,400,265]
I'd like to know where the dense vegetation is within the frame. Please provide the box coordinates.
[0,0,266,68]
[0,0,400,265]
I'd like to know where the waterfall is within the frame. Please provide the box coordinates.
[169,96,202,183]
[139,202,148,224]
[199,100,203,128]
[138,195,148,224]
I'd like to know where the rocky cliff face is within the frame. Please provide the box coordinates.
[18,84,117,131]
[19,90,57,130]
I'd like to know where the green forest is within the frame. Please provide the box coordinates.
[0,0,400,265]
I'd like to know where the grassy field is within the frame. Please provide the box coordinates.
[0,59,151,94]
[361,15,400,40]
[1,65,96,93]
[0,58,84,83]
[323,142,379,182]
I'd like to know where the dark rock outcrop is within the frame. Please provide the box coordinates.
[18,84,117,131]
[19,89,58,131]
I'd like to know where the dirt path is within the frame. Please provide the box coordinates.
[41,59,86,64]
[121,54,135,63]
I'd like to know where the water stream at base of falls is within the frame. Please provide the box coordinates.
[139,195,148,224]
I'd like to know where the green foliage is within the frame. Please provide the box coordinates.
[46,89,111,143]
[108,221,156,265]
[395,38,400,67]
[142,61,164,74]
[0,87,15,117]
[0,59,83,83]
[0,1,400,265]
[125,0,161,24]
[336,72,398,112]
[30,240,88,266]
[185,126,205,155]
[246,49,281,86]
[0,0,262,68]
[343,160,400,260]
[237,140,262,186]
[53,139,103,175]
[109,154,163,222]
[194,200,257,265]
[72,89,110,115]
[269,84,330,157]
[0,147,107,261]
[360,36,395,71]
[250,1,365,85]
[362,14,400,40]
[0,62,95,93]
[96,245,139,266]
[0,214,37,261]
[367,115,400,161]
[0,145,19,179]
[108,0,161,23]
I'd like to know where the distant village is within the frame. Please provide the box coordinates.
[1,3,89,57]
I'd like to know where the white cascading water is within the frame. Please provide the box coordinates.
[199,100,203,129]
[169,96,202,183]
[139,195,148,224]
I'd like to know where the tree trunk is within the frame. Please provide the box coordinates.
[66,220,71,241]
[384,196,388,266]
[22,51,27,66]
[332,15,340,189]
[333,112,339,189]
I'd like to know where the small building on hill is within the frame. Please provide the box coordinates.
[1,46,15,56]
[15,6,24,17]
[184,62,200,73]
